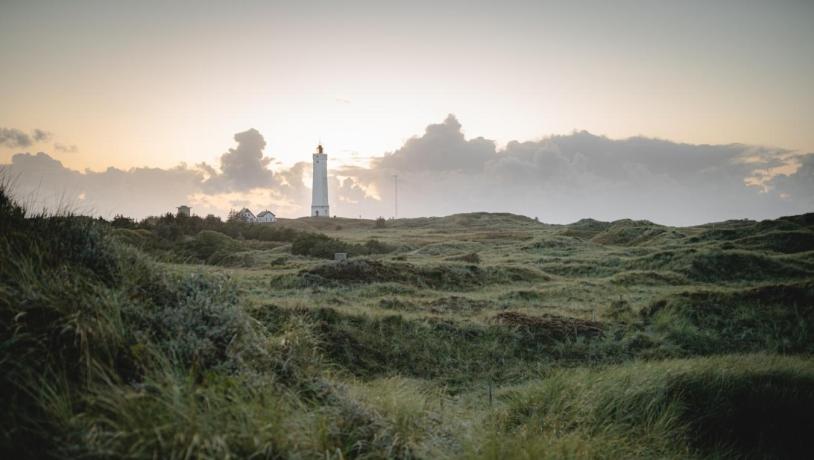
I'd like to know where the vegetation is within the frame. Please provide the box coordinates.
[2,183,814,458]
[291,233,394,259]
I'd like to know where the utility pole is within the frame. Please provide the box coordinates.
[393,174,398,219]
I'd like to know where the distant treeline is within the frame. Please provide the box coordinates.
[109,212,303,242]
[107,212,393,261]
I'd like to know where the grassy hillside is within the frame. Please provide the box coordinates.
[2,185,813,459]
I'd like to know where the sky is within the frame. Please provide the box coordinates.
[1,0,813,225]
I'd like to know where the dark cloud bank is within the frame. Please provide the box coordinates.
[2,116,812,225]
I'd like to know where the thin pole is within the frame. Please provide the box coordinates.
[393,174,398,219]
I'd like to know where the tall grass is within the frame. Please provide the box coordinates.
[3,181,814,459]
[470,354,814,459]
[0,185,414,458]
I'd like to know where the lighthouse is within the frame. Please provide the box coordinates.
[311,144,330,217]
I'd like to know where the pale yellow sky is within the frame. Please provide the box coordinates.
[1,0,813,172]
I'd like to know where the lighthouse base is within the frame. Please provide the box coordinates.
[311,206,330,217]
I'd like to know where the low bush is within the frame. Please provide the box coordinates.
[291,234,394,259]
[178,230,242,263]
[123,272,253,372]
[291,233,352,258]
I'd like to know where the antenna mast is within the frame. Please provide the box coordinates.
[393,174,398,219]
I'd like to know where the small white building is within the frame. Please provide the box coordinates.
[256,210,277,223]
[234,208,256,223]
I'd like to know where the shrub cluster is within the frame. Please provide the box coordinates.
[291,233,393,259]
[110,212,388,265]
[115,212,305,243]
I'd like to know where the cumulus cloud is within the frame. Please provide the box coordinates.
[272,161,310,205]
[0,127,52,148]
[1,119,812,224]
[2,152,205,217]
[336,116,814,225]
[0,128,307,219]
[202,128,277,193]
[373,114,495,173]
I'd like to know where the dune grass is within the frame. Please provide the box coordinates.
[2,183,814,458]
[471,354,814,459]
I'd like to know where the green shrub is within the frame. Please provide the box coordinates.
[178,230,242,263]
[124,273,253,372]
[363,238,392,254]
[292,234,393,259]
[291,233,349,258]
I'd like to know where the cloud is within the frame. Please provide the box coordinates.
[32,129,52,142]
[202,128,277,193]
[0,127,52,148]
[0,128,308,219]
[272,161,310,205]
[2,152,205,218]
[53,143,79,153]
[768,153,814,208]
[1,120,812,225]
[336,116,814,225]
[373,114,495,173]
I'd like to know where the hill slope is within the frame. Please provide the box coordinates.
[2,189,813,459]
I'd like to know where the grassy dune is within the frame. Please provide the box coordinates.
[2,186,814,458]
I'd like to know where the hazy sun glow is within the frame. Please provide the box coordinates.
[2,0,814,174]
[1,0,813,224]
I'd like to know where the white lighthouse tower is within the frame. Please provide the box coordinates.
[311,144,330,217]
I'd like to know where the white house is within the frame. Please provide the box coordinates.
[234,208,256,223]
[256,210,277,223]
